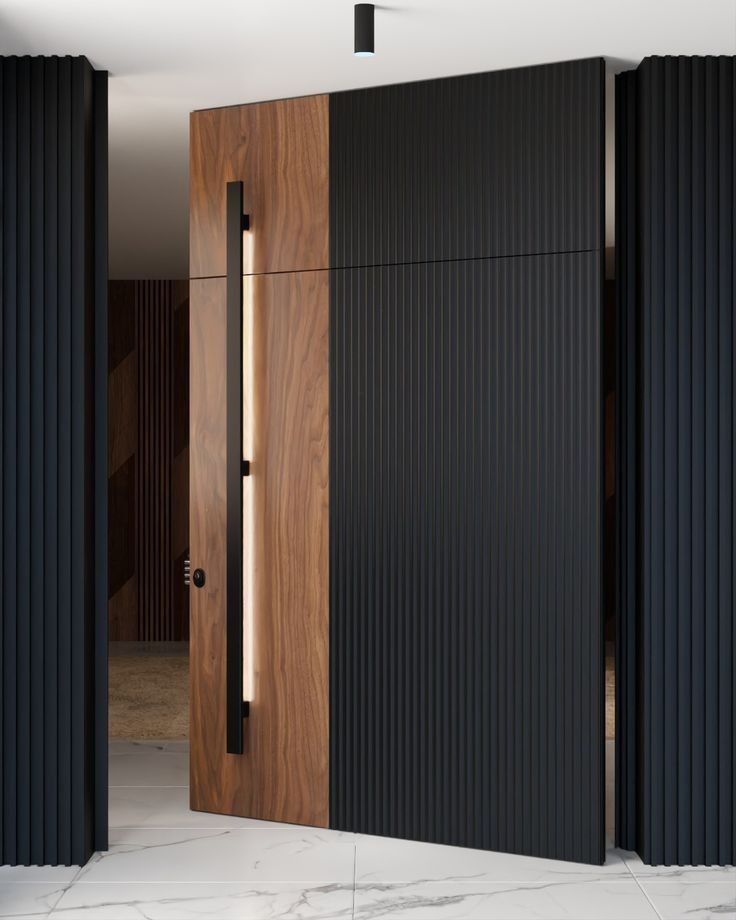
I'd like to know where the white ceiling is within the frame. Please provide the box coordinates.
[1,0,735,278]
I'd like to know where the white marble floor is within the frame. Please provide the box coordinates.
[1,740,733,920]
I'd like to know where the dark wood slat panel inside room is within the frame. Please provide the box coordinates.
[108,279,190,642]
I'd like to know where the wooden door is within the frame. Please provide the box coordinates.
[189,97,330,826]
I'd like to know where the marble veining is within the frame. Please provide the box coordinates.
[0,882,69,918]
[621,853,736,884]
[636,882,736,920]
[353,833,631,884]
[50,882,355,919]
[2,738,734,919]
[352,879,662,919]
[74,828,356,885]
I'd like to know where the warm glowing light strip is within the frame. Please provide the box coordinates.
[242,234,255,703]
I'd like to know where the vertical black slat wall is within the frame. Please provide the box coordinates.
[330,58,606,863]
[0,56,108,868]
[616,56,734,867]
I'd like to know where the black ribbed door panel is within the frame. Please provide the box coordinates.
[330,58,605,863]
[330,58,603,269]
[330,252,604,863]
[0,56,107,867]
[616,56,734,867]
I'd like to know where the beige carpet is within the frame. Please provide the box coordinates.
[109,649,614,740]
[109,655,188,739]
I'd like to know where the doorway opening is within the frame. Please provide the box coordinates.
[107,280,190,745]
[604,276,616,846]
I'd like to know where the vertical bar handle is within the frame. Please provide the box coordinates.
[226,181,249,754]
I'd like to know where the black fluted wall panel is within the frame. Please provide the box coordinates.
[331,252,604,863]
[0,56,107,867]
[330,58,603,269]
[616,56,735,867]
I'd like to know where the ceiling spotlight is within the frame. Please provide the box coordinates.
[354,3,375,57]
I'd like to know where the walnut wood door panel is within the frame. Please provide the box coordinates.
[190,272,329,826]
[190,95,329,279]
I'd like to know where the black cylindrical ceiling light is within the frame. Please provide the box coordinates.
[354,3,375,56]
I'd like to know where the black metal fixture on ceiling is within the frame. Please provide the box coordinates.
[354,3,375,56]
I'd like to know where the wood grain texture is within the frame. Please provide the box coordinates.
[108,351,137,476]
[108,281,137,642]
[108,576,137,642]
[189,95,329,279]
[189,271,329,826]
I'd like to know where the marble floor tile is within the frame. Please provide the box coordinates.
[78,829,355,884]
[0,867,79,883]
[353,879,660,919]
[108,752,189,788]
[637,881,736,919]
[49,881,354,919]
[93,740,736,920]
[354,834,630,884]
[0,881,69,918]
[622,851,736,883]
[108,787,295,829]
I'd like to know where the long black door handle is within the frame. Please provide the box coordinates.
[226,181,250,754]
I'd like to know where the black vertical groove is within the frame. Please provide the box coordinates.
[2,56,19,867]
[29,56,45,867]
[69,54,85,864]
[57,54,72,866]
[0,55,107,868]
[616,55,734,867]
[0,55,4,862]
[615,69,639,854]
[17,55,31,867]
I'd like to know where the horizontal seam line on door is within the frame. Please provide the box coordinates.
[189,246,603,281]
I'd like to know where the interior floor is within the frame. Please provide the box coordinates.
[109,642,189,739]
[3,739,732,919]
[107,647,613,741]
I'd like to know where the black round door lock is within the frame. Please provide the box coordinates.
[192,568,206,589]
